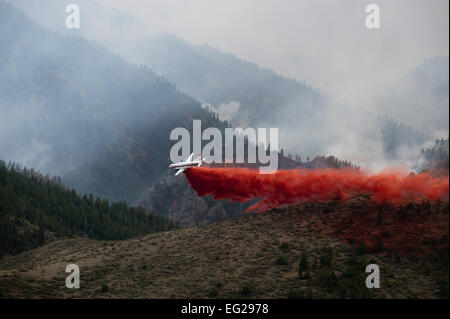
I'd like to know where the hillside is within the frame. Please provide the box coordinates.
[12,0,328,129]
[12,0,430,160]
[421,137,450,175]
[0,197,447,299]
[0,2,227,203]
[0,160,178,257]
[377,57,449,136]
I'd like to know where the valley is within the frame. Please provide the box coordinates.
[0,1,448,302]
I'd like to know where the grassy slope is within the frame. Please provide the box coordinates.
[0,198,448,299]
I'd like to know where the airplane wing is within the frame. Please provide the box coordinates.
[175,168,187,176]
[186,153,194,162]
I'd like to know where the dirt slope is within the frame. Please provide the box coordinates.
[0,198,448,299]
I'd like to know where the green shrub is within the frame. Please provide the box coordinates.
[101,284,109,293]
[240,285,255,296]
[438,279,449,298]
[320,247,333,268]
[288,288,313,299]
[358,241,366,256]
[275,256,288,265]
[208,288,219,298]
[299,252,308,276]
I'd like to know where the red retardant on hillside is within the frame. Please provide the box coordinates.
[185,167,449,212]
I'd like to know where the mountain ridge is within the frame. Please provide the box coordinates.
[0,2,227,204]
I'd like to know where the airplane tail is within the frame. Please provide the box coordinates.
[197,156,206,167]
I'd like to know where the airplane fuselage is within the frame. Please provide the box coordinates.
[169,161,201,169]
[169,153,205,175]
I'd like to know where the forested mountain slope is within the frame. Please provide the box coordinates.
[0,3,226,203]
[13,0,430,160]
[377,56,449,136]
[0,160,178,257]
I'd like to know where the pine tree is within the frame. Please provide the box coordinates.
[299,252,308,277]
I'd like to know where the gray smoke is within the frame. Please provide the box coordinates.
[6,0,450,173]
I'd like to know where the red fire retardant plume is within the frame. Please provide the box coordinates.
[185,167,449,212]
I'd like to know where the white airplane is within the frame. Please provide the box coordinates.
[169,153,206,176]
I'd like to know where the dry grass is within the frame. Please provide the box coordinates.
[0,199,447,299]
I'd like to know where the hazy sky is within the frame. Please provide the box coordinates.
[97,0,449,106]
